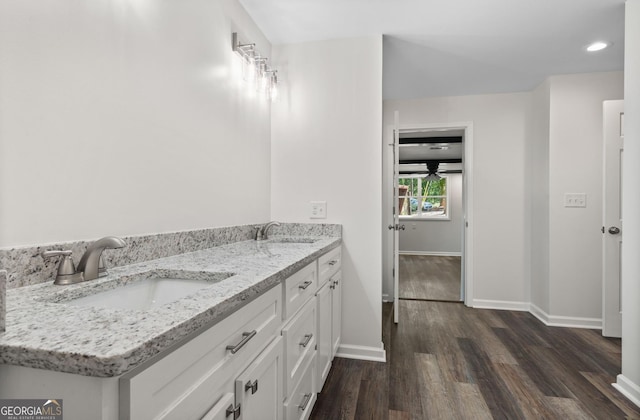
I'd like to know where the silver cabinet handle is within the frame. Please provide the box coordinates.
[388,224,395,230]
[245,379,258,394]
[226,330,257,354]
[298,393,312,411]
[299,333,313,347]
[226,404,240,419]
[609,226,621,235]
[298,280,312,290]
[328,260,338,266]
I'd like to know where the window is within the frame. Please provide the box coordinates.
[398,175,449,219]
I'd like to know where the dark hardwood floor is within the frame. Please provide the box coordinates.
[399,255,461,302]
[310,301,640,420]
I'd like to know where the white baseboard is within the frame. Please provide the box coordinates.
[472,299,530,311]
[399,251,462,257]
[530,303,602,329]
[335,343,386,363]
[613,374,640,408]
[529,303,548,324]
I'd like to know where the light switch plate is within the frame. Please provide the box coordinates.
[310,201,327,219]
[564,193,587,208]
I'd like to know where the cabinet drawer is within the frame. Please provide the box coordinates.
[121,285,281,420]
[284,354,316,420]
[283,261,317,320]
[282,297,316,397]
[317,246,341,289]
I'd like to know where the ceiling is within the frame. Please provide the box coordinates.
[237,0,625,99]
[399,129,463,175]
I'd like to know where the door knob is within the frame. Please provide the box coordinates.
[399,224,405,230]
[388,224,395,230]
[608,226,621,235]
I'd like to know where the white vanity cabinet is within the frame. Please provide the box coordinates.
[0,243,343,420]
[315,246,342,392]
[121,284,282,420]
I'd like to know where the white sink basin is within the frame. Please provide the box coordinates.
[65,270,234,310]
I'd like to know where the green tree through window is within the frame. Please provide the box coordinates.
[399,176,448,218]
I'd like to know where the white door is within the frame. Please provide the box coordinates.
[602,100,624,338]
[391,111,401,323]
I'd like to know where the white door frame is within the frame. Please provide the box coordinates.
[386,121,474,306]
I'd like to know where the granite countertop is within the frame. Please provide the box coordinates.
[0,236,340,377]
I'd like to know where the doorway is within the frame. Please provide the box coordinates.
[396,129,465,302]
[386,119,474,322]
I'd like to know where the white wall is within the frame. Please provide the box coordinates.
[547,72,623,320]
[399,173,463,255]
[0,0,271,247]
[529,79,551,314]
[618,0,640,405]
[270,37,384,359]
[383,93,531,306]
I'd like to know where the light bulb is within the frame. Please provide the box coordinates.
[586,42,609,52]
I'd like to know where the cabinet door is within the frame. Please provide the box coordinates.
[331,271,342,358]
[235,336,283,420]
[201,393,235,420]
[315,281,332,392]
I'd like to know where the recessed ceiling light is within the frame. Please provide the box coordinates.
[586,42,609,52]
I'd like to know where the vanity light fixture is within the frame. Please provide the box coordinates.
[232,32,278,99]
[586,41,609,52]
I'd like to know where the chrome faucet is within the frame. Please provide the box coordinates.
[76,236,126,281]
[256,221,281,241]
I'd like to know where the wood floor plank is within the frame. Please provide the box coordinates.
[492,327,573,398]
[457,337,526,419]
[415,353,461,420]
[354,360,389,420]
[388,410,410,420]
[457,307,518,365]
[452,382,493,420]
[544,396,595,420]
[310,358,362,420]
[492,362,559,419]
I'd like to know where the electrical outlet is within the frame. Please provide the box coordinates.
[564,193,587,208]
[310,201,327,219]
